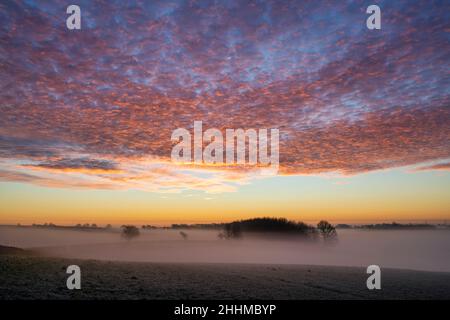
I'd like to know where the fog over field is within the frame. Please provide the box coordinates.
[1,226,449,272]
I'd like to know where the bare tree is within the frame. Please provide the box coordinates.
[317,220,337,240]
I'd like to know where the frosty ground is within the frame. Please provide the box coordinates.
[1,254,450,300]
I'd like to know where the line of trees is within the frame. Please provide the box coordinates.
[31,223,112,230]
[119,218,337,242]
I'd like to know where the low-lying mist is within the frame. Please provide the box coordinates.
[1,226,449,272]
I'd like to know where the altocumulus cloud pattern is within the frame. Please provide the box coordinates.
[0,0,449,193]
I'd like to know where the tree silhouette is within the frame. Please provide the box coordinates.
[317,220,337,240]
[121,225,140,240]
[179,231,188,240]
[224,222,242,239]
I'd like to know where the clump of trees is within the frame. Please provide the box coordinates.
[220,217,337,241]
[221,217,315,239]
[121,225,140,240]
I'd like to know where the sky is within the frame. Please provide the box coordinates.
[0,0,449,225]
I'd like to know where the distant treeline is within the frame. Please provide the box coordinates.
[27,223,112,231]
[146,218,338,240]
[19,218,337,240]
[336,222,448,230]
[170,223,225,230]
[15,220,447,235]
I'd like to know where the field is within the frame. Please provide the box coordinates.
[1,253,450,300]
[1,226,450,300]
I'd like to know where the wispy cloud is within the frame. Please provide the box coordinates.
[413,162,450,172]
